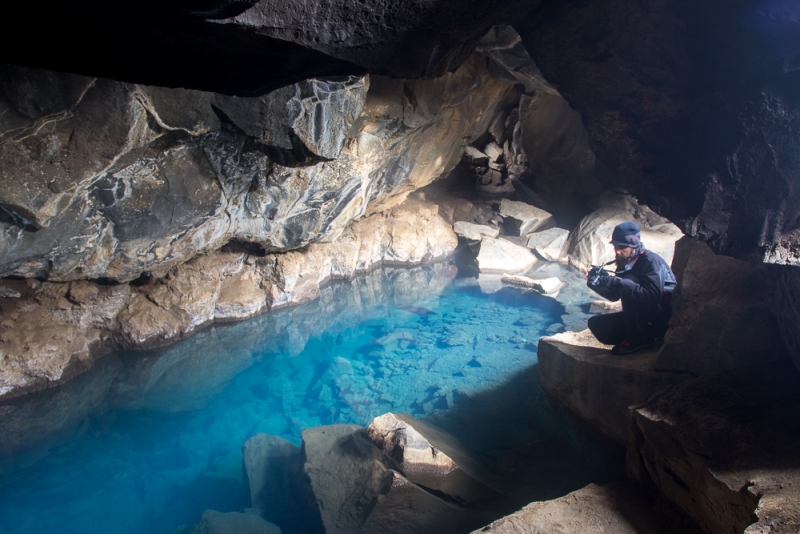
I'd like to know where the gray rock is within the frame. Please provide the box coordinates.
[453,222,499,241]
[475,26,558,96]
[538,330,687,445]
[526,227,569,262]
[498,199,554,235]
[190,510,281,534]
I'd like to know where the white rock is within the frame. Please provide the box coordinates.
[477,273,504,294]
[453,221,499,241]
[463,146,489,165]
[590,300,623,314]
[501,274,562,295]
[483,141,503,162]
[477,237,538,274]
[527,227,570,261]
[499,199,555,235]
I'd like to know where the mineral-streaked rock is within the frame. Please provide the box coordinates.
[526,227,569,261]
[471,483,701,534]
[500,275,562,296]
[538,330,687,445]
[498,199,554,235]
[367,413,498,503]
[454,222,500,241]
[190,510,281,534]
[0,56,516,283]
[477,237,537,274]
[628,362,800,534]
[0,197,457,401]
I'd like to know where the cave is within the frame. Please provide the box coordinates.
[1,1,799,533]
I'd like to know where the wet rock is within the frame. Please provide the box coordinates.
[243,434,323,532]
[472,482,701,534]
[628,362,800,534]
[590,300,622,314]
[498,199,554,235]
[476,237,537,274]
[367,413,498,504]
[526,227,569,262]
[538,330,687,445]
[657,237,787,376]
[454,222,499,241]
[501,275,562,296]
[190,510,281,534]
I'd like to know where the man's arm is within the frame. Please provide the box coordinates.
[615,256,663,308]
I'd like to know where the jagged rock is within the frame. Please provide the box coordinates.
[657,237,786,375]
[498,199,554,235]
[526,227,569,261]
[475,26,558,96]
[0,56,516,283]
[628,362,800,534]
[472,482,701,534]
[564,201,682,273]
[500,275,562,296]
[538,330,687,445]
[190,510,281,534]
[476,237,538,274]
[301,424,480,534]
[367,413,498,503]
[453,222,499,241]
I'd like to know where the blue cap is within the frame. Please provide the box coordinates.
[610,221,641,247]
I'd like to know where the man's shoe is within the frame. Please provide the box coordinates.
[611,340,652,355]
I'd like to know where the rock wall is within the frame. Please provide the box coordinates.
[0,197,456,401]
[0,57,516,283]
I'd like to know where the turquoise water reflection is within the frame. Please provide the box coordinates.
[0,263,623,534]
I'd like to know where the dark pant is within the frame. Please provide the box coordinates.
[588,277,672,346]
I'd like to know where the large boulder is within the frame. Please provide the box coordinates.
[657,237,788,376]
[526,227,569,261]
[498,199,555,235]
[454,222,499,241]
[367,413,498,504]
[628,362,800,534]
[476,237,538,274]
[538,330,687,445]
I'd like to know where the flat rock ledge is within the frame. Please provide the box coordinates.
[628,361,800,534]
[471,482,702,534]
[537,330,688,445]
[0,197,457,401]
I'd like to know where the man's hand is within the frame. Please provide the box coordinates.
[587,266,618,289]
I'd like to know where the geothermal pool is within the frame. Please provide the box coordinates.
[0,262,624,534]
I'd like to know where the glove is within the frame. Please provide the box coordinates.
[593,271,617,289]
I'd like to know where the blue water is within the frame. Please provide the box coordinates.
[0,262,623,534]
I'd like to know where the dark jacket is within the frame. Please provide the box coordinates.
[589,248,676,309]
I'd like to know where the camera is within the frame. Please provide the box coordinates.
[588,265,607,286]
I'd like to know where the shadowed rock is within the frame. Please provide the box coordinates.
[367,413,499,504]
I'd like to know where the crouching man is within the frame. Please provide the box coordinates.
[586,221,677,355]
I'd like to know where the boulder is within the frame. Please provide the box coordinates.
[565,205,681,273]
[436,197,478,226]
[190,510,281,534]
[628,362,800,534]
[526,227,569,261]
[483,142,504,162]
[538,330,687,445]
[471,482,702,534]
[463,146,490,166]
[500,275,562,296]
[657,237,787,376]
[454,222,500,241]
[498,199,555,235]
[367,413,498,503]
[301,424,481,534]
[476,237,537,274]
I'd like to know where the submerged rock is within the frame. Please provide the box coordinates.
[190,510,281,534]
[367,413,498,504]
[500,275,562,296]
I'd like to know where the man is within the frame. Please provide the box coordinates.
[586,221,676,355]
